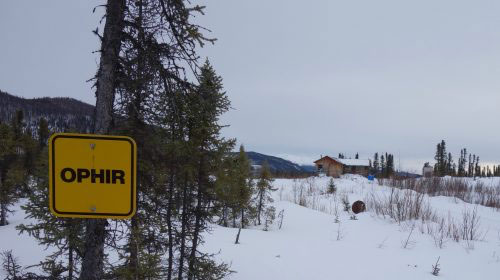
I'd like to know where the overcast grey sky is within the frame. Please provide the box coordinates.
[1,0,500,172]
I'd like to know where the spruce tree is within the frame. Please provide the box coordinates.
[38,118,49,149]
[0,111,33,226]
[468,154,473,177]
[183,60,234,279]
[255,161,275,226]
[18,147,85,279]
[458,148,467,177]
[214,145,252,230]
[234,145,253,228]
[434,140,447,176]
[380,154,386,178]
[0,122,21,226]
[385,154,394,177]
[475,156,480,178]
[373,153,379,175]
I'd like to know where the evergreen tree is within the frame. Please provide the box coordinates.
[18,147,85,279]
[182,61,234,279]
[468,154,472,177]
[434,140,447,176]
[215,145,252,229]
[380,154,386,177]
[373,153,379,175]
[38,118,49,149]
[475,156,480,178]
[327,178,337,194]
[386,154,394,177]
[255,161,275,226]
[0,122,20,226]
[458,148,467,177]
[0,112,31,226]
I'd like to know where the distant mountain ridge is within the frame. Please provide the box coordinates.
[1,90,317,175]
[0,90,94,133]
[245,151,315,175]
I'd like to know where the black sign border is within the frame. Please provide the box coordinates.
[51,134,135,217]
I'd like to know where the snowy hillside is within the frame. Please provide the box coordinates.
[2,175,500,279]
[205,176,500,279]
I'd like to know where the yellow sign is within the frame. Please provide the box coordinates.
[49,133,137,219]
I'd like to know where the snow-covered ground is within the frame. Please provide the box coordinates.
[204,175,500,279]
[2,175,500,279]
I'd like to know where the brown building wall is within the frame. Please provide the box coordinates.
[343,166,370,177]
[328,162,343,177]
[316,157,370,178]
[315,158,343,178]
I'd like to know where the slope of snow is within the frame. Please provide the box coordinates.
[2,176,500,279]
[204,175,500,279]
[0,199,56,273]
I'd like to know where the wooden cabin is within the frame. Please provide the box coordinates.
[314,156,370,178]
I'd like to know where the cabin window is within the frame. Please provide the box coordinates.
[318,164,323,171]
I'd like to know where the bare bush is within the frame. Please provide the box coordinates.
[341,195,350,212]
[460,206,484,241]
[401,224,416,249]
[430,218,447,249]
[277,209,285,230]
[377,237,388,249]
[366,188,435,224]
[335,222,344,241]
[263,206,276,231]
[292,179,307,207]
[382,177,500,210]
[366,188,485,246]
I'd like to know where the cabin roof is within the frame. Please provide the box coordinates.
[314,156,370,167]
[336,158,370,167]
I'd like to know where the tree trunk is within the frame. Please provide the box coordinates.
[0,172,7,226]
[177,177,189,280]
[80,219,108,280]
[0,202,7,226]
[232,208,236,228]
[241,208,245,229]
[80,0,125,279]
[221,205,228,227]
[234,227,241,244]
[68,243,74,280]
[187,157,205,280]
[166,173,174,280]
[92,0,125,135]
[257,191,264,225]
[128,216,139,280]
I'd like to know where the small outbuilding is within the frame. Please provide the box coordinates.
[314,156,370,178]
[422,162,434,178]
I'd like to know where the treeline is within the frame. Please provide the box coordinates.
[336,152,396,178]
[433,140,500,177]
[0,90,94,134]
[371,152,395,178]
[0,111,47,226]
